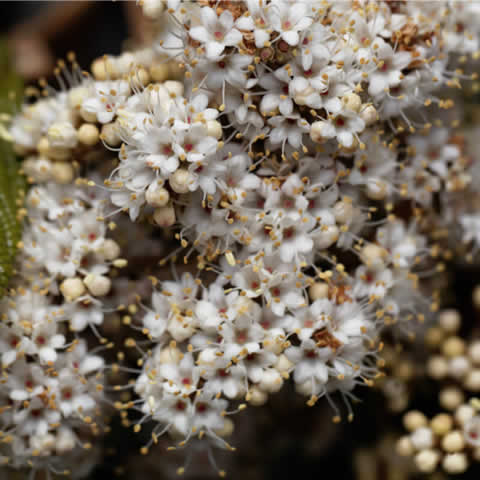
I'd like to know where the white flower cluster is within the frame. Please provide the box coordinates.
[0,164,123,472]
[397,307,480,475]
[3,0,480,475]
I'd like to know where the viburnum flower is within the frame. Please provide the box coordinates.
[189,7,243,60]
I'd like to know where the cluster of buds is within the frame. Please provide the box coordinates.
[396,294,480,475]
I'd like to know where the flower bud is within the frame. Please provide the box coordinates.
[439,309,461,334]
[439,386,464,411]
[366,178,388,200]
[146,185,170,207]
[442,430,465,453]
[333,199,354,224]
[101,122,121,146]
[310,120,330,143]
[47,122,78,149]
[259,368,283,393]
[360,105,378,126]
[142,0,165,19]
[60,277,86,301]
[78,124,100,146]
[396,436,414,457]
[153,205,176,227]
[100,239,121,261]
[68,86,90,110]
[23,156,52,182]
[309,281,329,301]
[410,427,434,450]
[247,386,268,406]
[150,62,170,82]
[206,120,223,140]
[442,453,468,474]
[414,449,439,473]
[51,162,74,184]
[84,274,112,297]
[342,92,362,112]
[169,169,191,193]
[403,410,427,432]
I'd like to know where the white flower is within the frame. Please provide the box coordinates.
[82,80,130,123]
[189,7,242,60]
[267,0,313,47]
[368,38,411,97]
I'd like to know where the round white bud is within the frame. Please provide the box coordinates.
[83,274,111,297]
[247,386,268,406]
[206,120,223,140]
[310,120,330,143]
[79,106,98,123]
[414,449,439,473]
[258,368,283,393]
[442,430,465,453]
[396,436,414,457]
[78,124,100,146]
[153,205,176,227]
[100,239,121,261]
[360,243,387,271]
[442,453,468,474]
[23,156,52,182]
[411,427,434,450]
[455,404,475,426]
[142,0,165,19]
[167,318,194,343]
[101,122,121,146]
[360,105,378,126]
[91,57,117,80]
[309,281,329,301]
[169,169,191,194]
[68,86,89,110]
[47,122,78,149]
[366,178,388,200]
[60,277,86,301]
[439,309,461,334]
[427,355,449,380]
[464,369,480,391]
[342,92,362,112]
[333,199,354,224]
[403,411,428,432]
[314,224,339,249]
[51,162,74,184]
[130,67,150,88]
[442,336,465,357]
[430,413,453,436]
[275,354,293,372]
[439,387,464,411]
[448,356,471,379]
[158,345,182,365]
[150,62,170,82]
[146,185,170,207]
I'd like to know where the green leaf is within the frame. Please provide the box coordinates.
[0,36,24,297]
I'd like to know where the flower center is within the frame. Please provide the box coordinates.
[214,31,224,40]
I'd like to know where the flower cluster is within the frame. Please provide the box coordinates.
[3,0,480,477]
[1,102,126,474]
[396,303,480,475]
